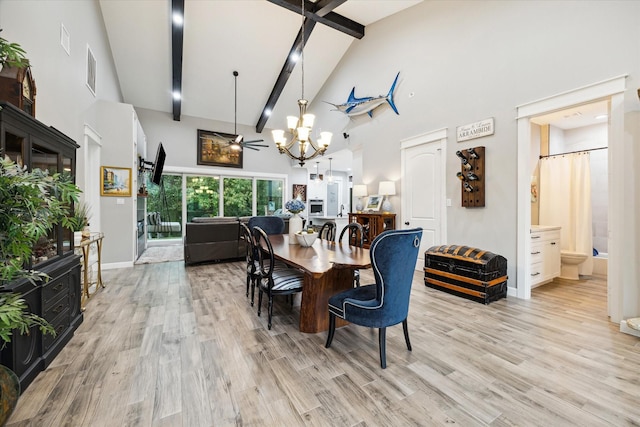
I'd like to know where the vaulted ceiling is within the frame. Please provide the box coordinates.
[99,0,422,136]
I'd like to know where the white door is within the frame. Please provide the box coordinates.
[401,132,446,270]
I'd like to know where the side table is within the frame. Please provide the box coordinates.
[75,231,105,309]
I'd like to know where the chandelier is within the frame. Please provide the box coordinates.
[271,0,332,166]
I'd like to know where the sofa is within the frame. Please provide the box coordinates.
[183,216,291,265]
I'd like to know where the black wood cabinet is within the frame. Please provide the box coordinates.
[0,101,83,392]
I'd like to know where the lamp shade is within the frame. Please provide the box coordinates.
[378,181,396,196]
[353,184,368,197]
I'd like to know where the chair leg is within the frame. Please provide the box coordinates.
[246,274,250,297]
[379,327,387,369]
[250,276,256,306]
[354,270,360,287]
[257,289,263,316]
[325,313,336,348]
[402,319,412,351]
[267,294,273,330]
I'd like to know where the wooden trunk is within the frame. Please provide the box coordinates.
[424,245,507,304]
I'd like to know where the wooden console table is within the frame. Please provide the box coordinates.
[348,213,396,248]
[76,232,105,309]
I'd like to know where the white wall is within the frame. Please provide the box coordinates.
[0,1,122,136]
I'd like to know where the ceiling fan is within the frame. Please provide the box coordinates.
[206,71,268,151]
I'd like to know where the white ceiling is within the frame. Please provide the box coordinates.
[99,0,422,136]
[530,100,609,130]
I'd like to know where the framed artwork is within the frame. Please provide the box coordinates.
[197,129,243,168]
[365,195,383,211]
[292,184,307,202]
[101,166,132,197]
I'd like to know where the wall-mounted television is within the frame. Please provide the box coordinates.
[151,143,166,185]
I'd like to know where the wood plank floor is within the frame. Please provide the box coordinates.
[7,261,640,426]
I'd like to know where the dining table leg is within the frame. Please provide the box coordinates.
[299,268,354,333]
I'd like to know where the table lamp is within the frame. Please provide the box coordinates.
[378,181,396,213]
[353,184,368,212]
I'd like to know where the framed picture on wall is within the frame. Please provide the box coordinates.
[197,129,243,168]
[365,195,383,211]
[100,166,132,197]
[292,184,307,202]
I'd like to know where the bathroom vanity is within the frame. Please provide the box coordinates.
[530,225,561,287]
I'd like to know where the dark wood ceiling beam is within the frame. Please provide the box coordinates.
[171,0,184,121]
[255,18,316,133]
[256,0,364,133]
[267,0,364,39]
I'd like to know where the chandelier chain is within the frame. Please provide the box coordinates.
[301,0,305,101]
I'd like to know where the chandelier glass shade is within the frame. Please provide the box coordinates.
[271,0,332,166]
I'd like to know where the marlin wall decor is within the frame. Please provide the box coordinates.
[327,72,400,118]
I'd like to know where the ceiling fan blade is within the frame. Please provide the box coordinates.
[243,138,264,144]
[212,132,232,143]
[244,143,269,148]
[243,145,261,151]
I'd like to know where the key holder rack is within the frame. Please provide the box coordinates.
[456,146,485,207]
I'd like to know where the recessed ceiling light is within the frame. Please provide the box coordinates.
[595,114,608,120]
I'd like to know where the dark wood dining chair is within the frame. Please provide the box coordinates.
[253,226,304,330]
[240,222,260,306]
[318,221,336,241]
[338,222,365,286]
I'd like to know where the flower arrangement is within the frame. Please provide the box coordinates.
[285,198,305,214]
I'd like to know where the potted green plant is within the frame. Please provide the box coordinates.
[70,201,92,244]
[0,155,80,422]
[0,29,28,69]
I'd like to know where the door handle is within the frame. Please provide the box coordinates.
[404,221,410,225]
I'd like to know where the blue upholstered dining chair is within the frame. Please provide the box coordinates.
[253,226,305,330]
[325,228,423,368]
[248,216,286,235]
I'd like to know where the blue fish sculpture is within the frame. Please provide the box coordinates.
[327,72,400,117]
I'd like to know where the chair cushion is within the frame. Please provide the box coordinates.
[263,268,304,292]
[148,212,157,225]
[328,284,383,326]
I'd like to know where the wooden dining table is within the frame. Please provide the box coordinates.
[268,234,371,333]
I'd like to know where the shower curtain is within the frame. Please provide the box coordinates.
[539,152,593,275]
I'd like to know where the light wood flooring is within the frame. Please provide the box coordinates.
[7,262,640,426]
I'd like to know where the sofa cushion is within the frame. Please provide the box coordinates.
[192,216,239,224]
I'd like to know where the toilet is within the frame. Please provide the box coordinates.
[560,251,588,280]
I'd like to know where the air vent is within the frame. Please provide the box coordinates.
[60,23,70,55]
[86,45,96,96]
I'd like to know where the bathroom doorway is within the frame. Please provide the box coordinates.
[530,101,609,279]
[515,75,626,323]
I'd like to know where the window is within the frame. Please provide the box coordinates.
[147,174,182,240]
[257,179,284,215]
[223,177,252,217]
[186,175,219,221]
